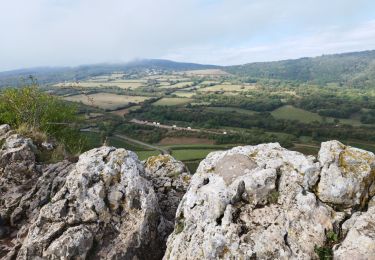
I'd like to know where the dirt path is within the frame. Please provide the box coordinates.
[80,128,169,154]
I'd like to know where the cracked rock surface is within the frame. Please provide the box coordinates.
[16,146,164,259]
[144,154,191,224]
[164,141,375,260]
[1,122,375,260]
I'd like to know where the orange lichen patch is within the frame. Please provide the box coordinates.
[145,154,171,168]
[338,148,374,176]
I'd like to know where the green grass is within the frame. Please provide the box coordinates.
[206,107,257,116]
[291,144,320,155]
[184,160,201,173]
[82,132,102,148]
[172,91,195,98]
[163,144,233,150]
[135,150,161,160]
[271,105,365,125]
[271,105,322,123]
[159,82,193,89]
[344,141,375,153]
[152,97,192,106]
[108,136,150,151]
[171,149,218,161]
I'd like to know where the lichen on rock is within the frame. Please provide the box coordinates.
[317,140,375,209]
[144,154,191,242]
[16,146,165,259]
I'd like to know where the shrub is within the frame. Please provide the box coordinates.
[0,81,85,155]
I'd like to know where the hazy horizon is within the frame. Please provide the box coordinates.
[1,0,375,71]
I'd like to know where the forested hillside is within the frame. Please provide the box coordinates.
[225,50,375,87]
[0,59,218,87]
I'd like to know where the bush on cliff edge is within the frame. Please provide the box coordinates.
[0,80,86,157]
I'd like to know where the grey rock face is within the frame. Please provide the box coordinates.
[1,123,375,260]
[164,141,375,260]
[164,143,331,259]
[17,146,165,260]
[144,154,191,243]
[144,154,191,222]
[333,207,375,259]
[0,130,74,258]
[317,141,375,209]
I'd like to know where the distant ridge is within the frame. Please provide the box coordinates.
[225,49,375,87]
[0,59,219,87]
[1,49,375,87]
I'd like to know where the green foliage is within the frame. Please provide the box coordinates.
[314,245,333,260]
[0,82,85,154]
[314,230,339,260]
[0,84,77,133]
[326,230,339,242]
[225,50,375,87]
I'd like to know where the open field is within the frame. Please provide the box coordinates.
[110,105,141,116]
[172,91,195,98]
[55,81,145,89]
[198,84,257,92]
[171,149,218,161]
[158,137,214,145]
[200,80,220,85]
[178,69,230,76]
[152,97,192,106]
[205,107,257,115]
[159,82,193,89]
[135,150,161,160]
[65,93,152,110]
[271,105,365,125]
[271,105,322,123]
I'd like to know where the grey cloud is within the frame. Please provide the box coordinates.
[0,0,374,70]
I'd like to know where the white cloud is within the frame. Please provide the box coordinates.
[0,0,374,70]
[163,20,375,65]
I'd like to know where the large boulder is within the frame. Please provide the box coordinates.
[164,143,335,259]
[17,146,165,260]
[317,141,375,209]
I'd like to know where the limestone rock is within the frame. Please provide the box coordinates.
[317,140,375,208]
[0,134,39,228]
[144,154,191,243]
[333,207,375,259]
[0,158,72,258]
[41,141,54,151]
[164,143,333,260]
[144,154,191,221]
[0,124,10,137]
[17,146,165,260]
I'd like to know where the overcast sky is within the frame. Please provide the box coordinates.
[1,0,375,71]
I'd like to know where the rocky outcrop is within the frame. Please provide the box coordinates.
[16,147,165,259]
[333,206,375,259]
[144,154,191,243]
[0,125,74,259]
[317,141,375,209]
[164,141,375,260]
[1,122,375,260]
[0,125,189,259]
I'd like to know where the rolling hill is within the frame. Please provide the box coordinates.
[0,59,219,87]
[225,50,375,87]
